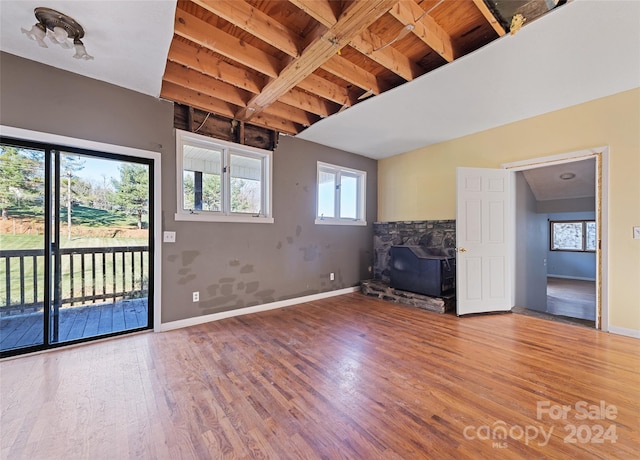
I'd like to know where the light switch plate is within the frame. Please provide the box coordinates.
[163,231,176,243]
[634,227,640,239]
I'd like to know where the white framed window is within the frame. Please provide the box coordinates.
[315,161,366,226]
[175,129,273,223]
[550,220,597,252]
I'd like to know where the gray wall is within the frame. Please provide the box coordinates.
[0,52,173,153]
[547,211,597,280]
[514,172,548,312]
[162,134,377,322]
[1,52,377,324]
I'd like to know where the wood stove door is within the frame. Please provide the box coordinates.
[456,167,512,315]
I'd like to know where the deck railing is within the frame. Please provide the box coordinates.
[0,246,149,315]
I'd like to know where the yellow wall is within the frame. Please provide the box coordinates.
[379,88,640,331]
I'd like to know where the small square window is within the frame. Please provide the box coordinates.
[316,162,366,226]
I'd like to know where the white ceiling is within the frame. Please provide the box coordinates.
[0,1,638,161]
[522,159,595,202]
[0,0,176,97]
[297,0,640,159]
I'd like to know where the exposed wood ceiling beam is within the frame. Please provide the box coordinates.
[249,113,302,135]
[162,82,301,135]
[322,55,383,94]
[289,0,338,28]
[297,73,355,107]
[389,0,457,62]
[163,61,250,108]
[263,101,319,127]
[279,88,338,118]
[174,9,281,78]
[161,82,236,119]
[191,0,302,58]
[235,0,400,121]
[350,29,421,81]
[167,40,264,95]
[472,0,506,36]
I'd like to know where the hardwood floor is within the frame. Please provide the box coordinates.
[547,277,596,321]
[1,293,638,459]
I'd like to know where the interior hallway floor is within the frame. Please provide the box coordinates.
[513,277,596,328]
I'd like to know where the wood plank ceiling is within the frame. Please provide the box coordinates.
[160,0,559,138]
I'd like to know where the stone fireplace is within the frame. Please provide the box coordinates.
[362,220,457,313]
[373,220,456,282]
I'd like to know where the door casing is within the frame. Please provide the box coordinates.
[502,146,608,330]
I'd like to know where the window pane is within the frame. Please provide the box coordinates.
[0,144,46,352]
[230,154,262,214]
[318,170,336,218]
[183,145,221,212]
[183,170,194,210]
[202,173,221,211]
[340,175,358,219]
[586,221,597,251]
[552,222,583,250]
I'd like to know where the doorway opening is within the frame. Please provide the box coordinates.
[505,147,608,330]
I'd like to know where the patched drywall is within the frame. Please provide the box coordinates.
[161,135,377,322]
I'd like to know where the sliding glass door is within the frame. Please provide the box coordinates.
[0,139,153,356]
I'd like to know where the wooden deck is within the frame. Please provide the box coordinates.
[1,293,638,459]
[0,299,148,351]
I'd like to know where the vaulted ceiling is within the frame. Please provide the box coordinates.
[161,0,563,135]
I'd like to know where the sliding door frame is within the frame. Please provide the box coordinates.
[0,125,162,357]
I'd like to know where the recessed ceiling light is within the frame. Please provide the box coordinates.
[559,172,576,180]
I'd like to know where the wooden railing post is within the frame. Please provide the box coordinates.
[0,246,149,314]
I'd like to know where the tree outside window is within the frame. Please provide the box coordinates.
[550,220,597,252]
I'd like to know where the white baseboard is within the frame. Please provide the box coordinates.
[608,326,640,339]
[547,275,596,282]
[158,286,360,332]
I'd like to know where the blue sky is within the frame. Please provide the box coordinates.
[73,155,122,185]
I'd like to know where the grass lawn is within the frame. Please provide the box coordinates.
[1,234,149,310]
[5,205,146,228]
[0,234,148,249]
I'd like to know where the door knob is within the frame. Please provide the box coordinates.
[458,247,467,253]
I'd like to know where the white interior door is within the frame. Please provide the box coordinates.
[456,167,513,315]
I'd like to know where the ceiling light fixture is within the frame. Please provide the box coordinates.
[21,7,93,60]
[559,172,576,180]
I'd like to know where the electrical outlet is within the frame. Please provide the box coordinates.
[330,272,335,281]
[163,231,176,243]
[192,291,199,302]
[634,227,640,239]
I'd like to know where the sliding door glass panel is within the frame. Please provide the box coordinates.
[51,153,151,344]
[0,143,46,353]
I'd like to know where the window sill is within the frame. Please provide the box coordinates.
[315,218,367,226]
[175,213,274,224]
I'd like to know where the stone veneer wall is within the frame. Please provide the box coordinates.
[373,220,456,282]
